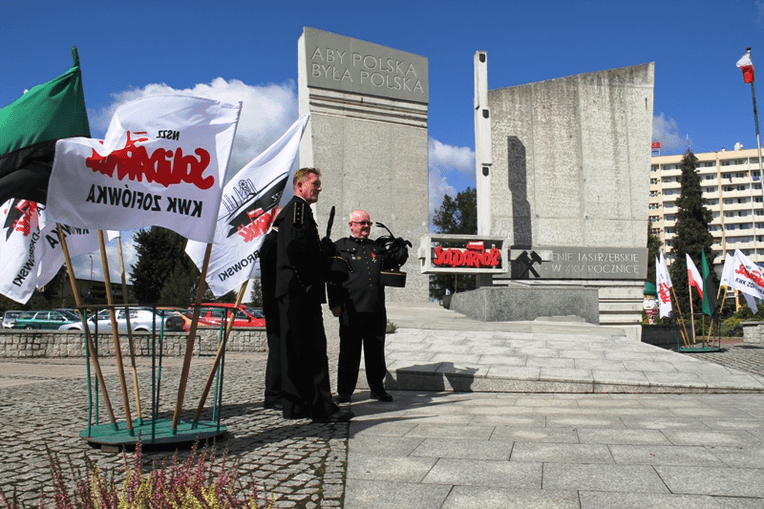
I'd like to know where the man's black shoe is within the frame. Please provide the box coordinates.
[264,401,283,411]
[370,391,393,402]
[337,394,351,403]
[312,409,354,423]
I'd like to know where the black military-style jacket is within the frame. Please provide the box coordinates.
[273,196,325,303]
[328,236,408,314]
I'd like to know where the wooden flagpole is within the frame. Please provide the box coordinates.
[172,243,213,431]
[98,230,134,432]
[116,235,143,425]
[193,281,248,424]
[57,225,118,428]
[670,286,691,347]
[689,284,696,344]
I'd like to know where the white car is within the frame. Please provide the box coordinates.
[59,308,185,333]
[2,310,23,329]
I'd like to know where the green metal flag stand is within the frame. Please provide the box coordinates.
[79,304,228,450]
[677,312,721,353]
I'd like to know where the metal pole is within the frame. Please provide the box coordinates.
[746,48,764,267]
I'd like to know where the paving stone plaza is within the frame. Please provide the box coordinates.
[2,302,764,508]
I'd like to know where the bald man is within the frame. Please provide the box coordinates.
[328,210,408,402]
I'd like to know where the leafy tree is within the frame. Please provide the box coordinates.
[130,227,199,305]
[158,264,198,306]
[432,187,477,235]
[430,187,477,300]
[249,278,263,307]
[668,150,715,319]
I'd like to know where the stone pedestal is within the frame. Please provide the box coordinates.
[298,27,430,302]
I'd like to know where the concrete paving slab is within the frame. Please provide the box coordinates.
[609,444,725,466]
[661,430,763,447]
[347,435,424,457]
[441,486,580,509]
[491,426,579,443]
[346,454,437,482]
[410,438,513,460]
[511,442,614,463]
[422,458,541,488]
[580,491,725,509]
[705,446,764,468]
[344,480,451,509]
[655,465,764,497]
[542,463,670,493]
[576,428,672,445]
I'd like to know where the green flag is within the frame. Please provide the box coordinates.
[701,247,718,318]
[0,47,90,205]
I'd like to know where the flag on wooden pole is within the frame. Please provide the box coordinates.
[701,248,718,318]
[686,253,703,299]
[47,95,241,243]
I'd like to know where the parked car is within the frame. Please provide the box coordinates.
[2,310,23,329]
[59,307,185,333]
[13,310,81,329]
[186,304,266,328]
[158,307,192,331]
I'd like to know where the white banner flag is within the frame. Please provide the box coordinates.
[656,253,672,318]
[186,115,310,297]
[47,95,241,243]
[720,253,735,288]
[730,248,764,300]
[0,199,99,303]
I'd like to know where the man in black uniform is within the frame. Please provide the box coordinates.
[328,209,408,403]
[273,168,352,422]
[260,225,281,410]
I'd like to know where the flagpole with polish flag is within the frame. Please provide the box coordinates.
[686,254,704,343]
[737,48,764,235]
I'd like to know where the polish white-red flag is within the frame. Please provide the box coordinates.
[0,199,100,303]
[46,95,241,243]
[656,252,672,318]
[686,254,703,298]
[730,248,764,300]
[737,50,755,84]
[185,115,310,297]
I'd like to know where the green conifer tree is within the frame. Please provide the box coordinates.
[130,227,199,305]
[669,150,715,319]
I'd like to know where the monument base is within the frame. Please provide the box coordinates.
[449,285,600,325]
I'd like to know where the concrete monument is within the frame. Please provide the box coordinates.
[297,27,429,302]
[465,53,655,332]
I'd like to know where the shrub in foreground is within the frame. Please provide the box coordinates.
[0,441,272,509]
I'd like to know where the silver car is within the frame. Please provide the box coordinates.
[59,308,185,332]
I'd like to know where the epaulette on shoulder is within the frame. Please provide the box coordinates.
[292,201,305,228]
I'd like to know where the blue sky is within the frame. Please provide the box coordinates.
[2,0,764,282]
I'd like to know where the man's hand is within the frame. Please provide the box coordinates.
[321,236,338,258]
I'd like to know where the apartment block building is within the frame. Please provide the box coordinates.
[650,145,764,266]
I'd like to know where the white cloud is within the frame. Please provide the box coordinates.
[427,137,474,230]
[69,231,140,284]
[91,77,299,182]
[428,137,475,175]
[653,112,689,153]
[428,165,457,229]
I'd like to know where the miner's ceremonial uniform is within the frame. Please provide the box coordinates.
[260,227,281,410]
[274,196,338,420]
[328,235,408,400]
